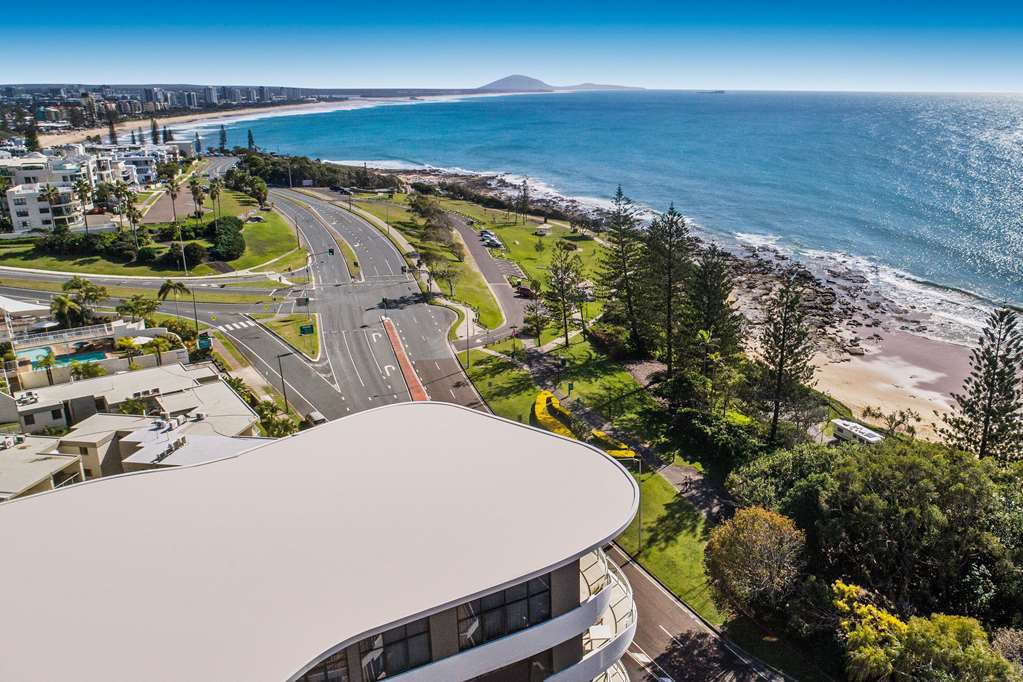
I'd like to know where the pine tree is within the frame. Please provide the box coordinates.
[517,179,529,224]
[161,126,168,143]
[106,110,118,145]
[164,127,174,142]
[219,124,227,152]
[150,118,159,144]
[247,129,255,151]
[685,245,744,374]
[642,204,692,381]
[544,241,584,348]
[25,124,40,152]
[758,272,817,444]
[597,186,646,354]
[130,130,137,145]
[940,307,1023,464]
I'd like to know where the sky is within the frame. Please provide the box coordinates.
[6,0,1023,92]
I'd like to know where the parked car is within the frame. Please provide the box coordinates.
[483,237,504,248]
[306,411,328,426]
[516,285,537,299]
[480,230,496,238]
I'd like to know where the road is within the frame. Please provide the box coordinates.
[0,182,782,682]
[143,156,237,224]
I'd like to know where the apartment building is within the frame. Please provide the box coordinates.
[0,403,638,682]
[5,182,85,231]
[0,435,83,502]
[11,362,259,437]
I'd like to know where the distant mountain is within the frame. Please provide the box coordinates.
[478,75,555,92]
[478,75,641,93]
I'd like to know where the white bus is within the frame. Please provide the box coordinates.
[831,419,884,445]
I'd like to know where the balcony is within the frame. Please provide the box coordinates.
[547,554,636,682]
[385,549,631,682]
[593,661,629,682]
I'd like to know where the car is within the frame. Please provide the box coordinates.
[483,237,504,248]
[480,230,496,238]
[305,411,328,426]
[516,285,537,299]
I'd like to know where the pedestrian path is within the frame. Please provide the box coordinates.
[216,320,258,332]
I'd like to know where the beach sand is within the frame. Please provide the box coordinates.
[815,329,971,438]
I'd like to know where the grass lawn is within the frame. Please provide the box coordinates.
[457,349,537,424]
[252,313,319,359]
[0,277,267,304]
[355,196,503,329]
[616,472,724,624]
[337,236,361,280]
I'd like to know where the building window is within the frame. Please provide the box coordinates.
[457,575,551,651]
[16,210,28,217]
[24,414,36,426]
[359,617,431,680]
[298,651,350,682]
[79,446,88,456]
[51,408,62,420]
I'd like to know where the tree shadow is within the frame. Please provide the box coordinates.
[645,494,706,549]
[652,629,762,681]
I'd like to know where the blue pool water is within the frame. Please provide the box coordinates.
[16,347,107,369]
[181,91,1023,341]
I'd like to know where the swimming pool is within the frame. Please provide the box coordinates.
[16,347,108,370]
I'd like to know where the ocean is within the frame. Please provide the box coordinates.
[179,91,1023,343]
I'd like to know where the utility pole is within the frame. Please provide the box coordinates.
[190,289,199,335]
[277,352,293,414]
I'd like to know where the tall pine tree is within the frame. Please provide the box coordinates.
[544,241,584,348]
[106,110,118,145]
[758,272,816,444]
[685,245,744,374]
[219,124,227,152]
[150,117,159,144]
[597,186,646,354]
[940,307,1023,464]
[130,130,137,145]
[642,204,692,381]
[247,129,255,151]
[25,124,40,152]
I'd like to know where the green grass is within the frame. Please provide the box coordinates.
[251,247,308,274]
[616,472,725,624]
[355,196,503,329]
[457,349,537,424]
[336,236,361,280]
[212,331,250,368]
[252,313,319,359]
[0,277,267,304]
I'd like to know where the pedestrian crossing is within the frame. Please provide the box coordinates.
[216,320,258,332]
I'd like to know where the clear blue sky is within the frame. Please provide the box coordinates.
[7,0,1023,92]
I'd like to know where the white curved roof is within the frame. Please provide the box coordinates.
[0,402,638,682]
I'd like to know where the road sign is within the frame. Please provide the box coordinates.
[328,248,335,256]
[299,324,315,336]
[297,297,310,306]
[197,335,212,350]
[568,382,574,392]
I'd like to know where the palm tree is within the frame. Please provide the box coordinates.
[72,178,92,235]
[208,177,223,222]
[188,176,205,226]
[116,294,160,322]
[39,184,65,230]
[50,294,81,328]
[125,203,143,250]
[158,279,189,318]
[112,180,130,231]
[165,178,180,225]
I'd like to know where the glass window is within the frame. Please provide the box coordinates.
[457,574,551,651]
[298,651,349,682]
[359,617,431,680]
[24,414,35,426]
[51,408,62,420]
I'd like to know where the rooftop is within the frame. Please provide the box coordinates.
[0,402,639,682]
[16,362,218,412]
[0,436,76,500]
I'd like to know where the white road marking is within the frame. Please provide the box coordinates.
[362,330,384,375]
[340,331,365,387]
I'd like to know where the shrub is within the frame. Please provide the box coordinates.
[158,243,184,269]
[135,246,158,263]
[183,241,207,265]
[587,322,631,360]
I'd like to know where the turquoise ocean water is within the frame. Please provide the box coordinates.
[181,91,1023,341]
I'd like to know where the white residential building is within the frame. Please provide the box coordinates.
[0,403,638,682]
[5,182,87,232]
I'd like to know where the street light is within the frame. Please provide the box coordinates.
[276,351,294,414]
[190,288,199,335]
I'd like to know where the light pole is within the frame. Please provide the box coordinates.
[190,289,199,335]
[276,351,293,414]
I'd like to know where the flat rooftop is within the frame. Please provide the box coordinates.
[16,363,218,411]
[0,402,638,682]
[0,436,74,500]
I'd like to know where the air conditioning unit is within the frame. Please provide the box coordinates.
[152,419,165,429]
[133,391,142,398]
[193,411,207,421]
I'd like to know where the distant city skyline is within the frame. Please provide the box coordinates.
[7,1,1023,92]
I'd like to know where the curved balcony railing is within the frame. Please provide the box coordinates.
[592,660,629,682]
[385,551,621,682]
[546,557,637,682]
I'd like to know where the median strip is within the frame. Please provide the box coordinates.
[382,316,429,401]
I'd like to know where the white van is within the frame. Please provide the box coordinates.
[831,419,884,445]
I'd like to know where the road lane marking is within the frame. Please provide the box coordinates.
[629,641,675,681]
[362,329,385,375]
[340,331,366,387]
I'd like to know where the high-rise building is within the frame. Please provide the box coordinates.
[204,86,218,105]
[79,92,99,126]
[259,85,271,102]
[247,87,258,102]
[0,403,638,682]
[185,91,199,108]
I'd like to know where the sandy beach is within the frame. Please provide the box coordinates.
[37,93,493,148]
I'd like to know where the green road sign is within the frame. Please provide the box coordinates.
[197,335,212,350]
[568,382,574,392]
[300,324,315,336]
[297,297,310,306]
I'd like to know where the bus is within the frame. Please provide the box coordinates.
[831,419,884,445]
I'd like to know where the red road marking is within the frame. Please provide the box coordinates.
[382,317,429,401]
